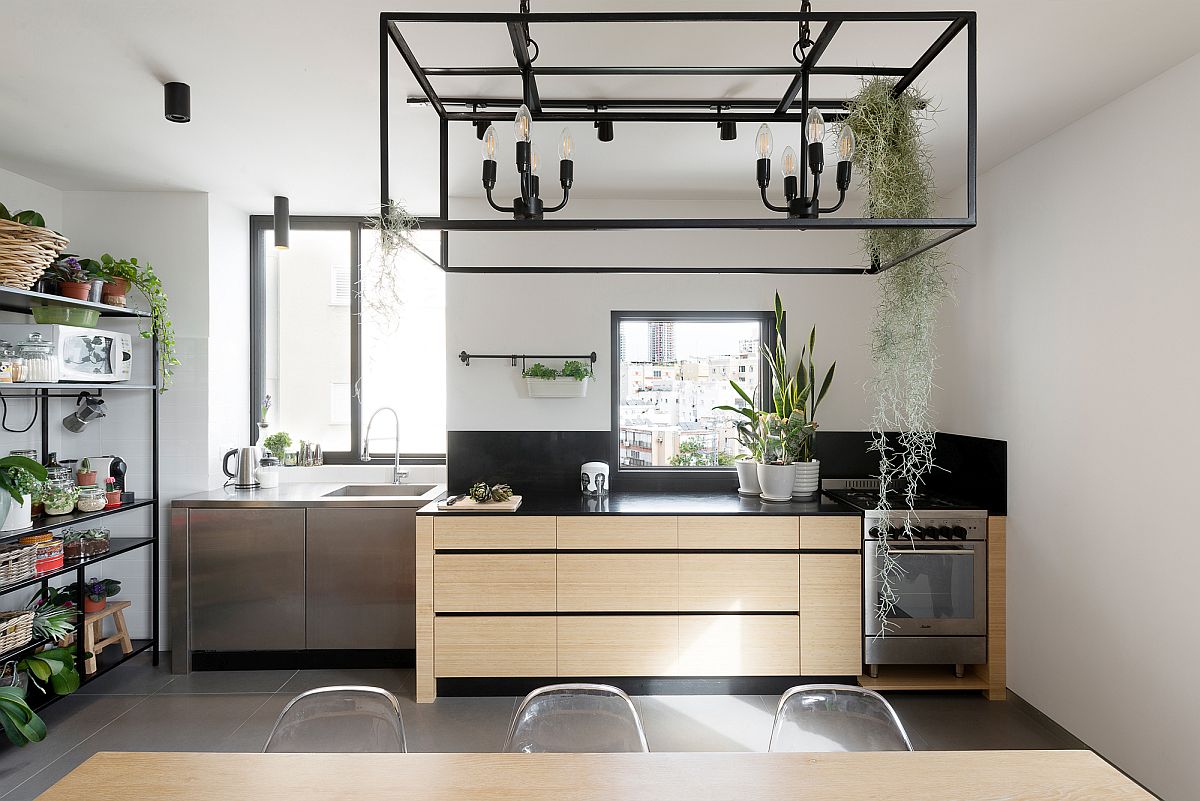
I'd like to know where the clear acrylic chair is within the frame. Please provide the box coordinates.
[768,684,914,752]
[263,685,407,753]
[504,683,649,753]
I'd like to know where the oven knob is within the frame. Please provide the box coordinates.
[937,526,953,540]
[952,525,968,540]
[869,526,883,539]
[887,526,904,540]
[908,526,925,539]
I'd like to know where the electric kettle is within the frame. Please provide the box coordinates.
[223,446,262,490]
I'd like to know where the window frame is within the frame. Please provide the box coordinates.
[610,309,779,487]
[249,214,446,464]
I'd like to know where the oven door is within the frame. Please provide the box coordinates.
[864,539,986,637]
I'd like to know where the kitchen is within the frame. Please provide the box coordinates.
[0,2,1196,800]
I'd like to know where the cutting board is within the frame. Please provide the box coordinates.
[437,495,523,512]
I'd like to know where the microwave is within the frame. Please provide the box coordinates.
[0,324,133,383]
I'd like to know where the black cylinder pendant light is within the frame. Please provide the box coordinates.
[164,82,191,123]
[273,196,290,250]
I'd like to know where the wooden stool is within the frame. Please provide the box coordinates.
[81,600,133,675]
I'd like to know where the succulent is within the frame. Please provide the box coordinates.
[489,483,514,503]
[468,482,491,503]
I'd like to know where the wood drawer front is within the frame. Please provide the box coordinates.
[678,554,799,612]
[556,516,678,549]
[435,616,556,677]
[677,516,798,549]
[678,615,800,676]
[557,554,678,612]
[557,616,679,676]
[433,516,556,550]
[798,516,862,550]
[434,554,555,613]
[799,553,863,675]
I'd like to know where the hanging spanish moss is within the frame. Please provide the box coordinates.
[845,78,952,630]
[362,199,420,327]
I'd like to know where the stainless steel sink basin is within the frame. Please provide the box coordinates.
[323,483,439,497]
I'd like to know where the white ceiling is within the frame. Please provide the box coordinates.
[1,0,1197,216]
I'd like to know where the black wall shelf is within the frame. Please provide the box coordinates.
[459,350,598,368]
[0,285,150,318]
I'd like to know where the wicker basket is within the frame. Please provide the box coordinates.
[0,218,70,290]
[0,610,34,653]
[0,542,38,587]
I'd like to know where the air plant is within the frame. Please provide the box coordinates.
[362,200,419,325]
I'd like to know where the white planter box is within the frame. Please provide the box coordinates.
[525,376,589,398]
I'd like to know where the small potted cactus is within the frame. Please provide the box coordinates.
[76,458,97,488]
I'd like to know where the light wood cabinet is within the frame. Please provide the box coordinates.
[557,553,678,611]
[435,616,556,677]
[799,553,862,674]
[434,553,555,613]
[558,615,679,676]
[678,516,798,549]
[678,615,800,675]
[434,516,556,550]
[798,516,861,550]
[557,516,678,549]
[678,554,798,612]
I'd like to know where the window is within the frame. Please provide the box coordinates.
[251,216,446,462]
[611,311,775,477]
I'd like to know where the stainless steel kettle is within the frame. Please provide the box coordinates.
[222,446,261,490]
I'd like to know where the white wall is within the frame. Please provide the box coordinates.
[940,53,1200,801]
[0,166,63,230]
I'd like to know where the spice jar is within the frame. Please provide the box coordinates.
[0,341,23,383]
[76,486,106,513]
[18,332,57,383]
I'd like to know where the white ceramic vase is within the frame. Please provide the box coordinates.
[1,496,32,532]
[756,463,796,502]
[735,460,761,496]
[792,459,820,500]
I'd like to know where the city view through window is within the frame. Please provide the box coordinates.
[617,318,764,468]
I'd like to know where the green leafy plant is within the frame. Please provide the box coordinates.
[0,685,47,746]
[18,648,80,696]
[66,578,121,603]
[560,360,592,380]
[523,363,559,379]
[98,254,179,392]
[713,379,764,462]
[0,202,48,230]
[26,588,78,643]
[0,456,47,505]
[262,432,293,462]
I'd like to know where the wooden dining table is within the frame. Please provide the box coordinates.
[33,749,1153,800]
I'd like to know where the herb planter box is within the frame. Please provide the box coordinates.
[525,376,589,398]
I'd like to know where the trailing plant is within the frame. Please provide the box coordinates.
[98,254,179,391]
[0,456,47,505]
[262,431,292,461]
[362,200,419,325]
[845,77,953,630]
[18,648,80,696]
[0,684,46,746]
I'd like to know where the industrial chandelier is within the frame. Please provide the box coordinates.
[481,105,574,220]
[755,110,855,219]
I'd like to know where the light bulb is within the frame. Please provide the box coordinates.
[515,104,532,143]
[837,125,856,161]
[530,144,541,176]
[482,124,497,161]
[755,123,774,159]
[806,106,825,145]
[559,127,574,161]
[781,146,798,178]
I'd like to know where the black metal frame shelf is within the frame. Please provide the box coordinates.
[0,501,155,543]
[380,8,977,274]
[28,640,154,713]
[0,537,155,597]
[0,285,151,318]
[1,384,158,393]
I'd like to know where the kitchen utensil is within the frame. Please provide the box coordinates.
[62,392,106,432]
[437,495,523,512]
[223,446,262,490]
[444,494,467,506]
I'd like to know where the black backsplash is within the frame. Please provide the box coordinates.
[447,431,610,494]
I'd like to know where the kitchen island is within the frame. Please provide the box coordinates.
[415,491,863,702]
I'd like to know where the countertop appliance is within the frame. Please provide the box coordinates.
[824,479,989,677]
[223,446,261,490]
[0,324,132,383]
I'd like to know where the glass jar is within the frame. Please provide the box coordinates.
[18,332,57,383]
[0,341,24,383]
[42,476,79,516]
[76,486,106,513]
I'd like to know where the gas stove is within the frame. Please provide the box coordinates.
[823,478,988,541]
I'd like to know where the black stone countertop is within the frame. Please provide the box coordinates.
[417,491,860,516]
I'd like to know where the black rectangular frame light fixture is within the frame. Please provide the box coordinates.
[380,9,977,275]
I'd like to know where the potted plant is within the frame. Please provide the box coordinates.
[1,455,47,532]
[52,257,93,300]
[523,360,591,398]
[96,254,179,391]
[714,380,763,496]
[753,413,813,502]
[66,577,120,613]
[0,684,46,746]
[262,431,292,463]
[41,484,78,517]
[18,647,81,696]
[27,587,77,644]
[75,458,97,488]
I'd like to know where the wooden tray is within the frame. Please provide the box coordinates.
[437,495,523,512]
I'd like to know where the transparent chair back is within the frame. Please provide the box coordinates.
[505,683,649,753]
[264,685,407,753]
[768,684,913,752]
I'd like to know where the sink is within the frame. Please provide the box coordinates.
[323,483,439,497]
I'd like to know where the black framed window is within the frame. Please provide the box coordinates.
[611,310,776,484]
[250,215,446,464]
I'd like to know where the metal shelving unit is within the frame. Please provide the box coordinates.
[0,284,160,711]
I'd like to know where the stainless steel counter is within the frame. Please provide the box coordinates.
[171,482,445,508]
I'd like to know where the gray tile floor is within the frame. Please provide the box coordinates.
[0,656,1086,801]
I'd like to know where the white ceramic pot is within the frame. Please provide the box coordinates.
[756,463,796,502]
[792,459,820,500]
[1,496,32,532]
[735,459,761,496]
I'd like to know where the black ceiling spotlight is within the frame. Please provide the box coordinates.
[719,120,737,141]
[481,104,573,220]
[755,108,855,219]
[273,196,290,250]
[163,82,190,123]
[474,120,490,140]
[595,119,614,142]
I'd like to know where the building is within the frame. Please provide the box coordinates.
[648,321,675,364]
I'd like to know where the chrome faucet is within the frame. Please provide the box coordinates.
[361,406,409,484]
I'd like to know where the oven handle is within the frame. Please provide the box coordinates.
[886,548,975,555]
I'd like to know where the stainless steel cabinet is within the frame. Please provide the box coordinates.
[187,508,307,651]
[305,507,416,649]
